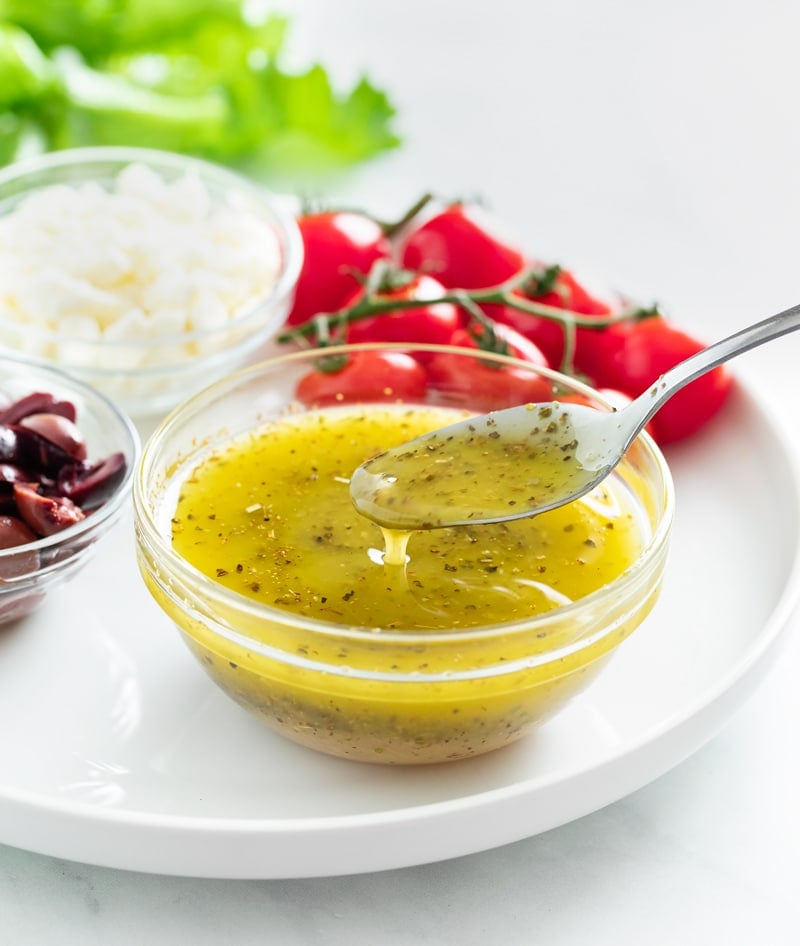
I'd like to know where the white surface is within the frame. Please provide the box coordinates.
[5,0,800,941]
[0,382,796,882]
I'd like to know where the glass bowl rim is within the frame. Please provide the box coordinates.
[134,341,675,654]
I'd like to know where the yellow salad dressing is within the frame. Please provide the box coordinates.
[162,403,663,764]
[173,405,644,629]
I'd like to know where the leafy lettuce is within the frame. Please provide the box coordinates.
[0,1,400,181]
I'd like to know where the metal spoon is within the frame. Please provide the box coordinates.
[350,301,800,531]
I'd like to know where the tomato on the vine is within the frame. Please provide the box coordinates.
[578,317,733,444]
[486,268,614,369]
[295,351,428,407]
[400,203,524,289]
[451,322,549,368]
[286,211,391,327]
[345,274,462,349]
[282,194,734,447]
[425,327,553,411]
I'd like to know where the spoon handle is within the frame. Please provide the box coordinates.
[622,300,800,446]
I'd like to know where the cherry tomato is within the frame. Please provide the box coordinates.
[425,328,553,412]
[295,351,428,407]
[579,317,733,444]
[286,212,391,326]
[345,275,462,350]
[400,203,525,289]
[450,323,549,367]
[487,269,613,368]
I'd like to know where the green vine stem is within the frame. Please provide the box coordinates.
[299,193,436,238]
[278,263,659,376]
[379,192,436,238]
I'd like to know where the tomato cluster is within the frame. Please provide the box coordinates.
[283,201,733,445]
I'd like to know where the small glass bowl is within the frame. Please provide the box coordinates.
[134,343,674,764]
[0,146,303,418]
[0,355,139,625]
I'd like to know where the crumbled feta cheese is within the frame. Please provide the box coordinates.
[0,163,284,384]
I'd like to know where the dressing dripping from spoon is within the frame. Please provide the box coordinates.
[350,301,800,536]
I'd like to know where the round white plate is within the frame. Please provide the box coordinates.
[1,381,798,879]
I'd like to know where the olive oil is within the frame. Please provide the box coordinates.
[172,404,646,631]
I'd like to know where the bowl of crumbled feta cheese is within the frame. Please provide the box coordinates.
[0,147,303,418]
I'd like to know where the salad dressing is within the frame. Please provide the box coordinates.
[171,404,647,632]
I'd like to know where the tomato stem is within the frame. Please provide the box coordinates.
[379,192,436,238]
[278,264,656,358]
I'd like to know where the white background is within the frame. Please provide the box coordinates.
[4,1,800,942]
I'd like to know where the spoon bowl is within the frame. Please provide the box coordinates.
[350,399,625,529]
[351,301,800,531]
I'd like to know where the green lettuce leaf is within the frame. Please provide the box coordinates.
[49,47,231,154]
[0,4,401,180]
[0,0,245,56]
[0,22,59,107]
[242,66,401,174]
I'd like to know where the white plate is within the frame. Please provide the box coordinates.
[1,381,799,879]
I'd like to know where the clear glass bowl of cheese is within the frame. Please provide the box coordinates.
[133,343,674,764]
[0,146,303,419]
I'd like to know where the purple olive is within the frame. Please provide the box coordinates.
[0,392,127,577]
[0,463,44,515]
[14,482,85,537]
[0,423,74,477]
[19,413,88,461]
[0,513,38,549]
[55,452,127,510]
[0,514,40,579]
[0,392,77,425]
[0,462,33,483]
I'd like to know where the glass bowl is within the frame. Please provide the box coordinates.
[0,146,303,418]
[0,354,139,625]
[133,343,674,765]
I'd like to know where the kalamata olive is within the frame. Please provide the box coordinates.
[0,514,38,549]
[55,452,127,510]
[14,482,85,537]
[0,423,74,477]
[0,463,41,515]
[0,392,77,425]
[0,514,40,579]
[19,413,87,461]
[0,462,32,483]
[0,392,126,582]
